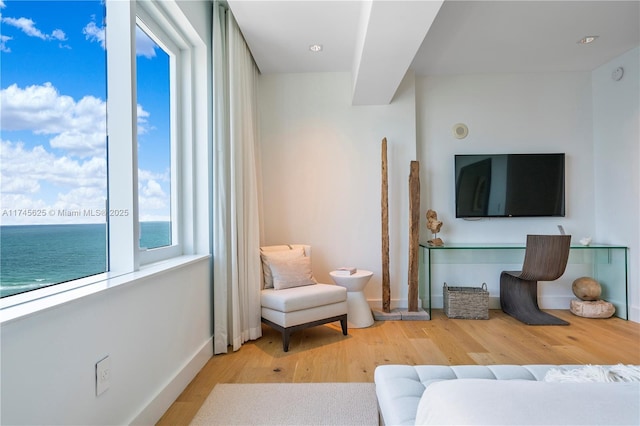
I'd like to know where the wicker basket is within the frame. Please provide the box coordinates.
[443,282,489,319]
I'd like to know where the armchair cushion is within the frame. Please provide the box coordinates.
[260,246,305,289]
[269,255,317,290]
[261,283,346,313]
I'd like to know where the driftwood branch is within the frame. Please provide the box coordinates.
[381,138,391,313]
[408,161,420,312]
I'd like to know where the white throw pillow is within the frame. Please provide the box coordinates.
[269,256,317,290]
[260,247,305,289]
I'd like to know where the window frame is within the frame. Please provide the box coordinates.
[135,11,182,264]
[108,0,192,270]
[1,0,208,312]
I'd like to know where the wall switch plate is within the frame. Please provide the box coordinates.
[96,356,111,396]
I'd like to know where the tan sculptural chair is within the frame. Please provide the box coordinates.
[500,235,572,325]
[260,244,348,351]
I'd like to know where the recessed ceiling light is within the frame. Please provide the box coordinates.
[309,44,323,52]
[577,35,599,44]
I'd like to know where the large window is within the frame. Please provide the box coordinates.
[0,0,188,300]
[0,0,108,298]
[136,23,173,251]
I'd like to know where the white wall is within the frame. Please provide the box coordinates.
[0,1,215,423]
[416,72,598,308]
[258,62,638,320]
[258,72,418,308]
[592,47,640,322]
[417,72,595,243]
[0,258,212,425]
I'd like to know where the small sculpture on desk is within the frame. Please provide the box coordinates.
[426,209,444,246]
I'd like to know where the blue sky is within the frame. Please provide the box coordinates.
[0,0,171,225]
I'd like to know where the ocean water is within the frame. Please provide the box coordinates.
[0,222,171,298]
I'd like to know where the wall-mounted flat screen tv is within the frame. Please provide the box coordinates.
[455,153,565,218]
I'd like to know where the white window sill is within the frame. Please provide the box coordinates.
[0,254,210,325]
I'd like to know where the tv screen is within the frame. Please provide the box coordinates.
[455,153,565,218]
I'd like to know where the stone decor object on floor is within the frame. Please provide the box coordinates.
[572,276,601,301]
[426,209,443,246]
[570,276,615,318]
[570,299,616,318]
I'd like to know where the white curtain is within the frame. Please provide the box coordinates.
[212,2,262,354]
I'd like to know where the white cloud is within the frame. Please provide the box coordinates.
[138,170,169,216]
[139,168,169,182]
[82,20,159,59]
[0,34,11,52]
[0,172,40,194]
[135,26,157,59]
[85,23,158,59]
[0,1,6,8]
[1,140,106,191]
[49,131,105,157]
[141,179,165,198]
[51,28,66,41]
[83,20,104,49]
[54,186,106,211]
[1,83,107,158]
[1,15,65,42]
[139,194,168,211]
[137,103,151,135]
[2,16,47,39]
[1,141,54,195]
[0,193,49,220]
[0,82,164,224]
[0,139,107,224]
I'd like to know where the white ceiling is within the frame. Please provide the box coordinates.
[227,0,640,104]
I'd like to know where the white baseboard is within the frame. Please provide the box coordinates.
[373,296,616,311]
[368,297,639,323]
[130,337,213,425]
[627,305,640,323]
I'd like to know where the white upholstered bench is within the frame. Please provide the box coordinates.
[374,364,639,425]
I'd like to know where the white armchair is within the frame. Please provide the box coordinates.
[260,245,348,352]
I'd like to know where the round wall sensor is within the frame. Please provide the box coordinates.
[612,67,624,81]
[452,123,469,139]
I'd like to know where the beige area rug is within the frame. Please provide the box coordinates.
[190,382,378,425]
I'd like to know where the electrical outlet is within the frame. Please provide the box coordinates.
[96,355,111,396]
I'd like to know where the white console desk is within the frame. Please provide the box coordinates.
[419,243,628,320]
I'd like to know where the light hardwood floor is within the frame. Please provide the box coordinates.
[157,309,640,425]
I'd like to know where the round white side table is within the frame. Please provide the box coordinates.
[329,269,374,328]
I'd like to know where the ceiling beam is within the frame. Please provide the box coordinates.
[351,0,443,105]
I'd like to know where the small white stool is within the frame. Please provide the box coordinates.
[330,269,374,328]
